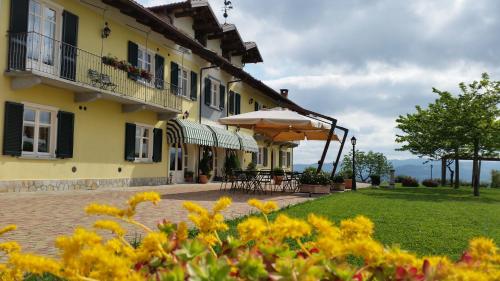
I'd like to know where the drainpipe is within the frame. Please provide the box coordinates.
[197,64,219,180]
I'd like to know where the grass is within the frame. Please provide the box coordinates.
[225,186,500,260]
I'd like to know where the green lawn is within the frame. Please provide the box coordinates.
[226,186,500,260]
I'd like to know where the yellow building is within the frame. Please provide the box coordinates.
[0,0,303,191]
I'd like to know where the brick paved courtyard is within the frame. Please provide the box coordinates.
[0,184,312,256]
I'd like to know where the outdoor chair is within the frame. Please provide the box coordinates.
[100,73,117,91]
[87,69,117,91]
[282,172,295,192]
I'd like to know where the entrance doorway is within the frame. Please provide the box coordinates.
[169,143,186,183]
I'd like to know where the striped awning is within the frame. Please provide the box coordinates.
[237,132,259,153]
[207,125,241,150]
[167,119,215,146]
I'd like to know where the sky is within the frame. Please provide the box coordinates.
[139,0,500,164]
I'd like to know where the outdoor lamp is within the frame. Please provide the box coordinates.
[183,111,189,119]
[249,98,254,104]
[351,136,357,191]
[102,22,111,38]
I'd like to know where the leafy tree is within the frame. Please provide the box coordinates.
[396,73,500,196]
[340,150,393,182]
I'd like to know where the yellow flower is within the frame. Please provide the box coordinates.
[0,242,21,254]
[384,247,418,267]
[248,199,278,214]
[308,214,339,236]
[55,227,102,264]
[85,203,126,218]
[94,220,126,237]
[468,237,498,262]
[127,192,161,211]
[8,253,61,276]
[0,225,16,236]
[343,239,384,263]
[176,222,188,243]
[136,232,168,261]
[198,233,219,247]
[237,217,267,242]
[271,214,311,241]
[183,201,209,216]
[340,215,374,240]
[213,197,232,213]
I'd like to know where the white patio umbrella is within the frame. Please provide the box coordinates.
[219,107,339,141]
[219,107,329,130]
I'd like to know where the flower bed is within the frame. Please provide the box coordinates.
[0,192,498,280]
[101,55,153,82]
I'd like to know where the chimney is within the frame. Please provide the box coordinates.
[280,89,289,99]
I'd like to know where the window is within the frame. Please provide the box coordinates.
[137,46,154,84]
[178,67,190,97]
[210,79,220,108]
[281,150,287,168]
[135,125,153,161]
[257,147,264,165]
[22,105,57,157]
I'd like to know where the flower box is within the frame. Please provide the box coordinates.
[300,184,331,194]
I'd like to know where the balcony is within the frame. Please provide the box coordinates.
[6,32,182,118]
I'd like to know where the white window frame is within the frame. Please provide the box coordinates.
[210,78,220,108]
[178,67,191,98]
[134,123,154,162]
[21,102,58,159]
[137,45,155,86]
[257,147,264,166]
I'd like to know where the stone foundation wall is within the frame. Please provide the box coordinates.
[0,177,169,193]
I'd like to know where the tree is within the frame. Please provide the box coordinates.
[340,150,393,182]
[396,73,500,196]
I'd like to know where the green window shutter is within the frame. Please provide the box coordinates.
[154,54,165,89]
[127,41,138,80]
[254,101,259,111]
[279,150,283,167]
[124,123,136,161]
[2,101,24,156]
[263,147,268,166]
[252,152,257,165]
[219,85,226,110]
[229,91,235,114]
[235,93,241,114]
[170,62,179,94]
[56,111,75,159]
[60,11,79,81]
[204,78,211,106]
[8,0,29,70]
[190,71,198,100]
[152,128,163,163]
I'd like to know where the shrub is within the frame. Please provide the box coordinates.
[299,169,331,186]
[369,174,381,186]
[0,192,498,280]
[223,153,240,177]
[401,176,419,187]
[492,170,500,188]
[422,179,439,187]
[333,175,344,183]
[246,162,257,176]
[272,167,285,176]
[395,175,408,183]
[343,170,353,179]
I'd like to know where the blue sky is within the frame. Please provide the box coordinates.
[139,0,500,164]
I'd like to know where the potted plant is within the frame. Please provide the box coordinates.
[184,171,194,183]
[299,169,331,195]
[273,167,285,185]
[199,153,212,184]
[332,175,345,191]
[370,174,381,186]
[343,170,353,189]
[223,154,240,180]
[246,162,257,177]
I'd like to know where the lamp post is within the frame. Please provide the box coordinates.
[351,136,357,191]
[430,163,433,179]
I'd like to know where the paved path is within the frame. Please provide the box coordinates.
[0,184,313,256]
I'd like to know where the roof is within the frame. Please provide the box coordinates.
[101,0,314,118]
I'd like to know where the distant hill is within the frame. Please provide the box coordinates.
[293,159,500,183]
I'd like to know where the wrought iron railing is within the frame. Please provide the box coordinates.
[7,32,182,111]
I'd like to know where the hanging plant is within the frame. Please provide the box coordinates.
[101,55,153,82]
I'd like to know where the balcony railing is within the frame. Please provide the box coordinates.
[7,32,182,112]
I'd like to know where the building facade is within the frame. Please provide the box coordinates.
[0,0,299,191]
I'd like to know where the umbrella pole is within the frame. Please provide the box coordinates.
[317,120,337,173]
[331,127,348,178]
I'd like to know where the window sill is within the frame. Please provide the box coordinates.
[20,154,58,160]
[209,105,224,111]
[134,159,154,164]
[179,95,196,102]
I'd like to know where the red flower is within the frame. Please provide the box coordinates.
[352,272,363,281]
[459,251,473,264]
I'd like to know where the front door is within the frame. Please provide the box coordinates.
[169,143,184,183]
[27,0,61,75]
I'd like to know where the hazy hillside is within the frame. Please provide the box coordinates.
[294,159,500,183]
